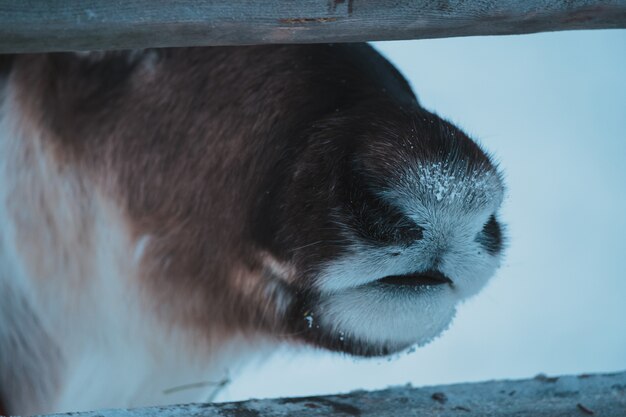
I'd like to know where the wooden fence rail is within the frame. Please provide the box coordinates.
[40,370,626,417]
[1,1,626,53]
[2,2,625,416]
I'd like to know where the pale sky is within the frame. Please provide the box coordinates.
[218,29,626,402]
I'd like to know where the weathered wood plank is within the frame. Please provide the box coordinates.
[40,371,626,416]
[0,1,625,53]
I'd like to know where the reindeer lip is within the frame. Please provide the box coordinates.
[377,270,453,287]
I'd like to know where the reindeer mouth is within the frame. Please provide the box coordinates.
[377,270,453,287]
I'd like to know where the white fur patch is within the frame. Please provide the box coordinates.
[0,83,255,414]
[318,285,457,350]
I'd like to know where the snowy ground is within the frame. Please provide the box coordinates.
[217,29,626,402]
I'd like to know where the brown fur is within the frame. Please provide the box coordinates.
[0,45,503,412]
[5,45,425,341]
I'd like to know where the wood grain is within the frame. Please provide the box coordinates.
[0,1,625,53]
[38,370,626,417]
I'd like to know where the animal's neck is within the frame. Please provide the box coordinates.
[0,77,262,414]
[1,270,254,413]
[0,147,255,413]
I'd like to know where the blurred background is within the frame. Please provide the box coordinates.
[218,29,626,401]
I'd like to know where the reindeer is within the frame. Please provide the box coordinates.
[0,45,504,414]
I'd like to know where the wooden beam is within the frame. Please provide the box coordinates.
[39,370,626,416]
[1,1,625,53]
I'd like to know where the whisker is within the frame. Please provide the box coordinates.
[288,239,347,253]
[163,378,230,395]
[290,240,324,252]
